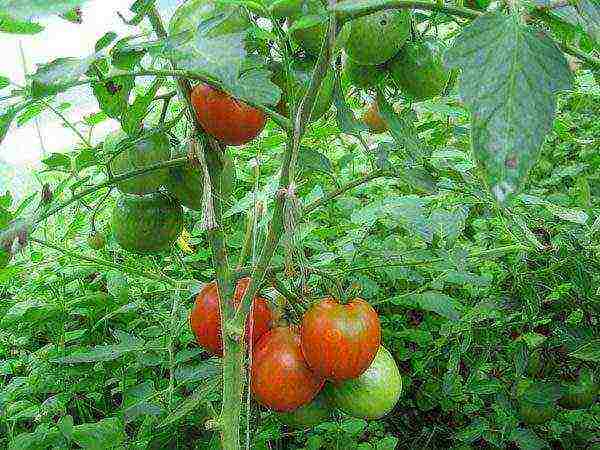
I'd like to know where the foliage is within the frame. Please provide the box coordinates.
[0,0,599,449]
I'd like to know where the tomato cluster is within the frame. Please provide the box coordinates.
[189,284,402,424]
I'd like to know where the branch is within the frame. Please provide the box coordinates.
[332,0,482,21]
[31,238,184,287]
[36,156,188,224]
[303,169,388,215]
[559,42,600,70]
[38,98,93,149]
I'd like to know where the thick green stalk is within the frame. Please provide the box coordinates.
[146,9,241,450]
[227,1,339,335]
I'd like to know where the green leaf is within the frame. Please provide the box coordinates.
[72,417,125,450]
[520,332,547,349]
[122,78,161,135]
[226,66,281,107]
[0,0,88,20]
[408,291,463,320]
[298,146,333,174]
[570,339,600,362]
[158,376,221,428]
[31,56,97,97]
[91,76,134,119]
[0,12,43,34]
[376,91,422,158]
[520,194,588,224]
[16,101,45,126]
[445,12,572,202]
[542,0,600,43]
[0,103,22,146]
[52,340,144,364]
[95,32,117,53]
[123,0,157,26]
[41,153,72,170]
[333,72,368,136]
[510,428,549,450]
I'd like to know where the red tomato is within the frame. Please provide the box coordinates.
[251,326,325,412]
[301,297,381,381]
[189,277,273,356]
[191,84,266,146]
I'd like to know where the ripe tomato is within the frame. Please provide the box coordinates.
[362,102,387,134]
[191,84,266,146]
[251,326,325,412]
[301,297,381,381]
[189,277,273,356]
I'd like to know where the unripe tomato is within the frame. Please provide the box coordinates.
[251,326,325,412]
[559,371,598,410]
[324,346,402,419]
[276,392,331,428]
[362,102,387,134]
[189,277,273,356]
[191,84,266,146]
[301,297,381,381]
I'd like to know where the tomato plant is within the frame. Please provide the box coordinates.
[0,0,598,449]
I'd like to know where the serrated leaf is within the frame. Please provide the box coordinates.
[95,32,117,52]
[0,0,88,20]
[333,72,368,136]
[52,340,144,364]
[122,78,161,135]
[376,91,423,158]
[225,67,281,106]
[408,291,463,320]
[298,146,333,174]
[41,152,71,170]
[92,76,134,119]
[0,12,43,34]
[0,103,22,146]
[72,417,125,450]
[158,16,246,87]
[510,428,549,450]
[445,12,572,202]
[158,376,221,428]
[31,56,97,98]
[570,339,600,362]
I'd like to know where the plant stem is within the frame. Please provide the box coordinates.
[332,0,482,21]
[146,8,240,450]
[36,156,188,224]
[303,169,387,215]
[31,238,182,287]
[38,98,93,148]
[345,244,531,273]
[558,42,600,70]
[227,0,339,335]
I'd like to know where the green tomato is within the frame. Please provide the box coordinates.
[344,10,411,66]
[109,132,171,195]
[324,346,402,419]
[276,393,331,428]
[168,0,250,37]
[344,59,386,90]
[165,148,235,211]
[388,38,451,101]
[112,193,183,254]
[516,379,557,425]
